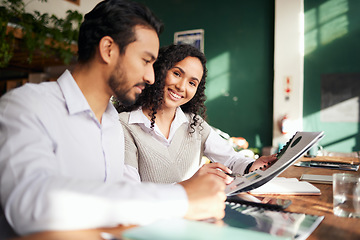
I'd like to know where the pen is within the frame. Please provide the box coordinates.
[225,172,237,178]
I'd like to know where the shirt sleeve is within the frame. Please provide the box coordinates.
[123,164,141,182]
[0,90,188,235]
[203,128,254,174]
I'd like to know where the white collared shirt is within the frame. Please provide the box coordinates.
[126,107,254,180]
[129,107,188,147]
[0,70,187,235]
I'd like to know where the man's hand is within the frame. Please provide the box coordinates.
[179,174,226,221]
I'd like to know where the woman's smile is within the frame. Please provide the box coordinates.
[168,89,183,100]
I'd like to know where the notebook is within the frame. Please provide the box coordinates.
[226,131,325,196]
[299,174,333,184]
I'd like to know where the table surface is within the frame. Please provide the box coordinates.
[10,157,360,240]
[274,160,360,240]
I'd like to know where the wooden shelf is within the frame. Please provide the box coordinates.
[0,25,78,96]
[1,25,78,75]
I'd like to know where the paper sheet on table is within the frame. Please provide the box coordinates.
[249,177,320,195]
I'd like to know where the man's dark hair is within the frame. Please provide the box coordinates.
[117,44,208,132]
[77,0,163,63]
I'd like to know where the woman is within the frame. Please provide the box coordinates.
[117,44,276,184]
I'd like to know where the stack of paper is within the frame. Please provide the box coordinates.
[249,177,320,195]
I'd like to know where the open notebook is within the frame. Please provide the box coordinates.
[226,131,325,196]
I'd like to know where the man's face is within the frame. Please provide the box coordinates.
[108,26,159,106]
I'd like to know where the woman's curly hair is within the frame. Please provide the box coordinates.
[116,44,207,132]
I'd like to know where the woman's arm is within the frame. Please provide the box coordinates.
[249,154,278,172]
[203,127,254,174]
[203,127,277,175]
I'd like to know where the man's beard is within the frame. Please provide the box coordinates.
[108,65,146,107]
[108,76,136,107]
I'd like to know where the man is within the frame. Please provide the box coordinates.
[0,0,225,236]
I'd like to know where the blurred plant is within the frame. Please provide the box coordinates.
[0,0,82,67]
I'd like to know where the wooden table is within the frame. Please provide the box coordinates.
[276,160,360,240]
[10,157,360,240]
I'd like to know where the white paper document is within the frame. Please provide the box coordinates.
[249,177,321,195]
[226,131,325,196]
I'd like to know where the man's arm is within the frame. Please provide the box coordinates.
[180,174,226,220]
[0,90,187,235]
[0,89,225,235]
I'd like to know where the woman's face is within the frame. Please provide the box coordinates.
[162,56,203,111]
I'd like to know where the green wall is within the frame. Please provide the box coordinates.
[138,0,275,150]
[304,0,360,152]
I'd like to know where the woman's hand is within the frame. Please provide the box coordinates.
[249,154,278,172]
[194,162,234,184]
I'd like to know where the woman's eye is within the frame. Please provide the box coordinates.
[144,59,150,64]
[189,81,196,87]
[173,71,180,77]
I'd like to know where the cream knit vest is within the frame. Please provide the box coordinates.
[119,112,211,183]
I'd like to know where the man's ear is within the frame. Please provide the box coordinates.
[98,36,117,64]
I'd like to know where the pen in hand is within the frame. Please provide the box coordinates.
[224,172,239,178]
